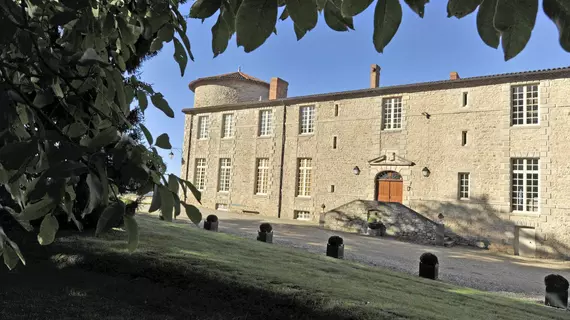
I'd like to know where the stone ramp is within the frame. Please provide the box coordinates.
[320,200,468,246]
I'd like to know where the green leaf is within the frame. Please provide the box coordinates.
[178,29,195,61]
[294,23,307,40]
[151,93,174,118]
[117,17,136,46]
[155,133,172,149]
[88,126,119,149]
[190,0,222,19]
[477,0,500,48]
[543,0,570,52]
[373,0,403,53]
[23,198,56,221]
[180,178,202,204]
[158,24,175,43]
[236,0,278,53]
[403,0,429,18]
[279,8,289,20]
[38,213,59,245]
[78,48,107,65]
[103,13,115,36]
[173,38,188,77]
[33,91,54,108]
[149,185,162,213]
[324,0,355,31]
[140,124,153,145]
[95,201,126,237]
[317,0,328,10]
[63,123,87,138]
[159,186,174,221]
[112,70,128,114]
[124,215,139,252]
[173,193,181,218]
[285,0,318,33]
[182,203,202,225]
[150,38,164,52]
[3,245,18,270]
[212,9,232,57]
[136,90,148,112]
[494,0,538,61]
[341,0,374,17]
[447,0,482,18]
[52,81,64,98]
[168,174,180,194]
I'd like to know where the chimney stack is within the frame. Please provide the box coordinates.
[370,64,381,88]
[450,71,460,80]
[269,77,288,100]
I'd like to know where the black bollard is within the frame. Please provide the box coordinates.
[204,215,219,232]
[419,252,439,280]
[326,236,344,259]
[257,223,273,243]
[545,274,569,309]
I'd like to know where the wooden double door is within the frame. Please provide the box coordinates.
[376,171,403,204]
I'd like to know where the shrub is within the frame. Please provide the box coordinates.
[545,274,569,290]
[328,236,343,246]
[420,252,439,265]
[206,215,218,223]
[259,223,272,233]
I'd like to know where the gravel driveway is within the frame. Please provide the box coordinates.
[161,209,570,301]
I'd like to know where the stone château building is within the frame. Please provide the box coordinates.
[181,66,570,258]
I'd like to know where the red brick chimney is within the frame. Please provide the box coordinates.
[450,71,460,80]
[370,64,381,88]
[269,77,288,100]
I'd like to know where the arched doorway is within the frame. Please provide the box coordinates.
[375,171,403,203]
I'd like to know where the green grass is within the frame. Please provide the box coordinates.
[1,214,568,320]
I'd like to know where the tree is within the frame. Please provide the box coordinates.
[0,0,568,270]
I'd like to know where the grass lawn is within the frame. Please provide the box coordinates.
[1,214,568,320]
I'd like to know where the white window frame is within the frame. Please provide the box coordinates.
[299,105,315,135]
[255,158,270,195]
[296,158,312,197]
[511,84,539,126]
[218,158,231,192]
[221,113,234,138]
[382,97,403,130]
[197,116,209,139]
[194,158,207,191]
[294,211,312,221]
[259,110,273,137]
[511,158,540,213]
[216,203,229,211]
[458,173,470,200]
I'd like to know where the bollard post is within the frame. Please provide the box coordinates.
[204,215,219,232]
[326,236,344,259]
[419,252,439,280]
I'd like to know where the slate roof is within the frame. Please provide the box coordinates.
[188,71,270,92]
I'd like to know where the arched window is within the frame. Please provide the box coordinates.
[376,171,402,181]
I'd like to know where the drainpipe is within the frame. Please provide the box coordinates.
[183,114,194,202]
[277,101,287,219]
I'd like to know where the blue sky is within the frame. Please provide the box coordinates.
[140,1,569,175]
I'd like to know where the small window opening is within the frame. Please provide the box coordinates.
[462,131,468,146]
[334,104,339,117]
[330,185,335,193]
[462,92,468,107]
[333,136,337,149]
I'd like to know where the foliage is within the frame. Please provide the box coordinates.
[328,235,344,246]
[259,222,272,233]
[0,0,200,269]
[192,0,570,61]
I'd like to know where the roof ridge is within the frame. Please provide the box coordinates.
[188,71,270,92]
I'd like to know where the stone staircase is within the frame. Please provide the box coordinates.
[320,200,468,246]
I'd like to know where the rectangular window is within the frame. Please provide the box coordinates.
[297,158,312,197]
[255,158,270,195]
[221,113,234,138]
[259,110,273,136]
[462,131,468,146]
[333,136,337,149]
[194,158,206,191]
[511,158,539,212]
[462,92,468,107]
[458,173,470,199]
[218,158,231,192]
[334,104,339,117]
[198,116,209,139]
[330,185,335,193]
[216,203,229,211]
[382,97,402,130]
[294,211,312,220]
[300,105,315,134]
[512,85,539,125]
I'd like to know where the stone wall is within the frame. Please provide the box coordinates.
[193,80,269,108]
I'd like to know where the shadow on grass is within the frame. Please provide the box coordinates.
[0,229,368,320]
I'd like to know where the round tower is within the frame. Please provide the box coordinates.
[189,71,270,108]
